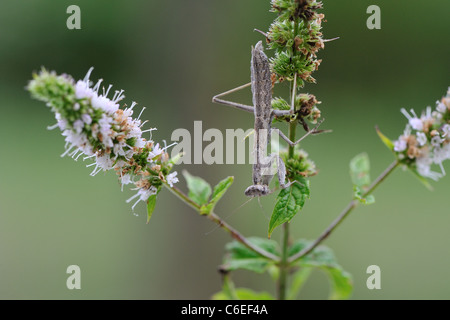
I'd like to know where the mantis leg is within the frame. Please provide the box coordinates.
[271,118,325,147]
[212,82,255,114]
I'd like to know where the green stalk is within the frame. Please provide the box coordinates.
[164,183,280,262]
[288,160,400,263]
[278,70,299,299]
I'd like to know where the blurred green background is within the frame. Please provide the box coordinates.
[0,0,449,300]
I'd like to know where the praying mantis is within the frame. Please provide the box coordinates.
[213,41,324,197]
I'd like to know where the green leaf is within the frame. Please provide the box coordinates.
[323,266,353,300]
[350,153,371,189]
[200,176,234,215]
[288,239,336,266]
[182,170,212,206]
[223,258,273,273]
[146,194,158,224]
[222,237,279,273]
[212,288,274,300]
[289,239,353,300]
[268,177,310,238]
[350,153,374,205]
[376,126,394,151]
[288,266,313,300]
[146,187,161,224]
[353,186,375,205]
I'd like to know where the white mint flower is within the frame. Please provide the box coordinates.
[442,124,450,137]
[166,172,179,187]
[28,67,179,215]
[394,138,407,152]
[148,143,164,160]
[401,108,423,131]
[73,119,84,134]
[81,113,92,125]
[437,101,447,113]
[416,156,443,181]
[392,88,449,182]
[126,187,158,211]
[416,132,427,146]
[92,94,119,114]
[430,136,443,148]
[121,173,133,185]
[75,80,96,100]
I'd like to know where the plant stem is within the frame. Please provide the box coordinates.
[164,183,280,262]
[288,160,399,263]
[278,222,290,300]
[277,72,299,300]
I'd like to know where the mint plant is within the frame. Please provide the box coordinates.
[27,0,449,300]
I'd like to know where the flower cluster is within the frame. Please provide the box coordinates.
[267,0,324,85]
[281,147,317,181]
[27,68,178,211]
[393,88,450,181]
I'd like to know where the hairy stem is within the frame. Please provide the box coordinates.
[288,160,399,263]
[164,183,280,262]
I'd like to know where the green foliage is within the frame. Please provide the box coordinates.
[182,171,233,214]
[222,238,279,273]
[146,193,158,224]
[376,127,395,152]
[212,288,274,300]
[271,97,291,111]
[353,186,375,205]
[350,153,371,189]
[288,239,353,300]
[182,170,212,206]
[350,153,375,205]
[287,266,313,299]
[268,177,310,237]
[200,176,234,215]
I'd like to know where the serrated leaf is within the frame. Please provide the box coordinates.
[200,176,234,215]
[146,194,157,224]
[212,288,274,300]
[289,239,353,300]
[350,153,371,190]
[268,178,310,237]
[182,170,212,206]
[376,126,394,151]
[222,237,279,273]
